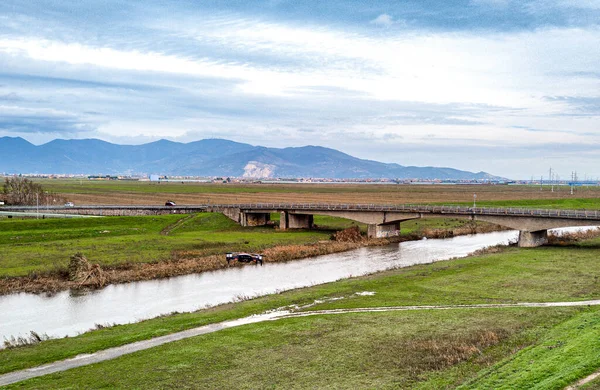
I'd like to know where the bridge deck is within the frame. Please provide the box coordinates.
[4,204,600,221]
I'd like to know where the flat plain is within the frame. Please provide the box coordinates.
[31,179,600,208]
[2,180,600,389]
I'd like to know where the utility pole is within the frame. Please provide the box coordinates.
[540,175,543,191]
[549,167,554,192]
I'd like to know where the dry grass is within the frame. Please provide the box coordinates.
[0,234,411,294]
[61,183,600,206]
[3,331,50,349]
[373,327,511,381]
[0,215,510,295]
[332,226,364,242]
[421,222,508,239]
[548,228,600,246]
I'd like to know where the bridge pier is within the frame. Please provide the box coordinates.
[368,222,401,238]
[242,212,271,227]
[518,230,548,247]
[279,212,313,230]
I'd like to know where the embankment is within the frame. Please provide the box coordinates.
[0,224,506,296]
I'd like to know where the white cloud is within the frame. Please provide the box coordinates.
[3,21,598,111]
[370,14,394,27]
[1,13,600,178]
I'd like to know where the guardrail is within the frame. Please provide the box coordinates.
[217,203,600,220]
[4,204,600,220]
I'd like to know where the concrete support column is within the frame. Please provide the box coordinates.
[518,230,548,247]
[279,212,313,230]
[279,211,288,230]
[367,222,401,238]
[220,207,241,223]
[242,212,271,227]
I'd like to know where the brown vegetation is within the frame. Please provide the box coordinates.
[60,183,600,206]
[2,176,64,206]
[3,331,50,349]
[68,253,106,288]
[469,243,515,257]
[547,228,600,246]
[421,222,508,239]
[0,232,419,295]
[0,219,510,296]
[398,329,509,376]
[333,226,364,242]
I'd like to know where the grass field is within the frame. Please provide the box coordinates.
[28,178,600,208]
[0,211,485,279]
[0,214,329,278]
[3,237,600,388]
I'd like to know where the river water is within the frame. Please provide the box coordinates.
[0,227,595,342]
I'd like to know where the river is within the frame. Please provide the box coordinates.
[0,227,594,342]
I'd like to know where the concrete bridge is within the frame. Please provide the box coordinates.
[4,204,600,247]
[209,203,600,247]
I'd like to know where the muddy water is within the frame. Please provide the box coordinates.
[0,227,594,342]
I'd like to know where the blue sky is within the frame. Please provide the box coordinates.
[0,0,599,179]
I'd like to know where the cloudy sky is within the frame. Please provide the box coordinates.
[0,0,599,179]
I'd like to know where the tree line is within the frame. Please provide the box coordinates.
[2,177,65,206]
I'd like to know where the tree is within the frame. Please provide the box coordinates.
[2,177,63,206]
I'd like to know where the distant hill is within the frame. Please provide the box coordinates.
[0,137,503,180]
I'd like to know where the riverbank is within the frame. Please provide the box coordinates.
[2,234,600,388]
[0,218,505,295]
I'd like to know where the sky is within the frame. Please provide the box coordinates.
[0,0,599,179]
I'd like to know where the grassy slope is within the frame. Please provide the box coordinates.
[8,308,585,390]
[0,214,330,278]
[2,238,600,386]
[459,309,600,389]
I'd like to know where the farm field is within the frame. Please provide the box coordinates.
[30,179,600,209]
[3,236,600,388]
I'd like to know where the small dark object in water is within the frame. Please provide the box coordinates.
[226,252,264,266]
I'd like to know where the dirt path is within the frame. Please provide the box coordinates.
[2,299,600,387]
[566,370,600,389]
[159,214,195,236]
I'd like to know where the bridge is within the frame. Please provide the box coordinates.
[4,204,600,247]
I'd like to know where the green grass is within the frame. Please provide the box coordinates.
[459,309,600,389]
[0,213,334,278]
[451,197,600,210]
[6,308,586,389]
[0,213,475,278]
[3,237,600,385]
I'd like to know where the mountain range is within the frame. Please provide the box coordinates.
[0,137,503,180]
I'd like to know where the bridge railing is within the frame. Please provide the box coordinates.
[234,203,600,220]
[4,203,600,220]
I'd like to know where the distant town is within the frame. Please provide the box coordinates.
[2,173,600,187]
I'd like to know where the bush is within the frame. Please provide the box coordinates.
[2,176,64,206]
